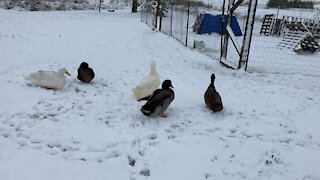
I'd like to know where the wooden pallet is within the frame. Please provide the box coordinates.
[192,14,204,33]
[260,14,275,35]
[300,36,320,51]
[278,29,308,49]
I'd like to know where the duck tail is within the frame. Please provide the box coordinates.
[141,104,153,116]
[138,95,151,101]
[24,75,31,80]
[141,109,151,116]
[132,88,139,99]
[132,87,144,100]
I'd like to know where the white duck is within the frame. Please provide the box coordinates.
[132,60,160,101]
[25,68,71,90]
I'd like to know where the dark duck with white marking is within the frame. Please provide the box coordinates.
[77,62,95,83]
[141,80,174,117]
[204,74,223,112]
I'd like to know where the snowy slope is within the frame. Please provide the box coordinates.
[0,8,320,180]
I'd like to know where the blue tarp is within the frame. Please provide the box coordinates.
[198,14,242,36]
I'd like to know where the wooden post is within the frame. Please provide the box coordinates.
[221,0,233,63]
[241,0,258,70]
[220,0,226,62]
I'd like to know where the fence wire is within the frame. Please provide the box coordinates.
[140,1,220,58]
[141,1,320,76]
[246,8,320,76]
[140,2,153,29]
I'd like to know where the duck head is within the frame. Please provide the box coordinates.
[58,68,71,76]
[162,79,173,89]
[80,62,89,69]
[210,74,215,85]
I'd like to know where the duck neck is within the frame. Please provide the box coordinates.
[57,70,65,77]
[210,79,216,90]
[150,63,158,75]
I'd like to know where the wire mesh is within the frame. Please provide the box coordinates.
[142,1,320,76]
[140,1,154,29]
[246,8,320,76]
[160,4,189,46]
[158,1,220,57]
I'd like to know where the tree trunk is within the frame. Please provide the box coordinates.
[132,0,138,12]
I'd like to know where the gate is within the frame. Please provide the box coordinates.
[220,0,258,70]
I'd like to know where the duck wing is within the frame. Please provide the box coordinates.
[77,68,83,81]
[133,75,160,100]
[204,86,223,111]
[136,74,160,89]
[78,68,94,83]
[142,89,174,111]
[89,68,95,79]
[26,70,57,82]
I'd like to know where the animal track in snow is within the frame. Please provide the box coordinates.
[229,128,237,134]
[140,168,150,176]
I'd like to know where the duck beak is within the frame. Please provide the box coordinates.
[66,71,71,76]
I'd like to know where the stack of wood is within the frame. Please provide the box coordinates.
[300,36,320,52]
[260,14,275,35]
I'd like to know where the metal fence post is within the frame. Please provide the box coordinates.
[159,0,163,31]
[140,5,143,22]
[170,1,173,36]
[185,1,190,47]
[98,0,102,13]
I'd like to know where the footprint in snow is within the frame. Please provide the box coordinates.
[140,168,150,176]
[127,156,136,166]
[147,133,157,140]
[229,128,237,134]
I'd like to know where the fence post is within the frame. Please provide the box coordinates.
[159,0,163,31]
[240,0,258,70]
[98,0,102,13]
[140,5,143,22]
[153,0,158,31]
[220,0,225,61]
[185,1,190,47]
[220,0,228,63]
[170,1,173,36]
[146,7,148,25]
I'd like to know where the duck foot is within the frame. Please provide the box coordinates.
[42,86,53,90]
[160,113,167,117]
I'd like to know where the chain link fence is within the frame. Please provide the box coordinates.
[215,4,320,76]
[141,1,320,76]
[246,8,320,76]
[140,1,220,57]
[160,3,191,46]
[140,1,154,29]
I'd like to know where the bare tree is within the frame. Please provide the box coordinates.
[132,0,138,12]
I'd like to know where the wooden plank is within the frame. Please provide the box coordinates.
[226,25,241,55]
[230,0,245,12]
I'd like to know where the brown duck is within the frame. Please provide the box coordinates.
[77,62,95,83]
[204,74,223,112]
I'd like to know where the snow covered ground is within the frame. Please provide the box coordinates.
[0,8,320,180]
